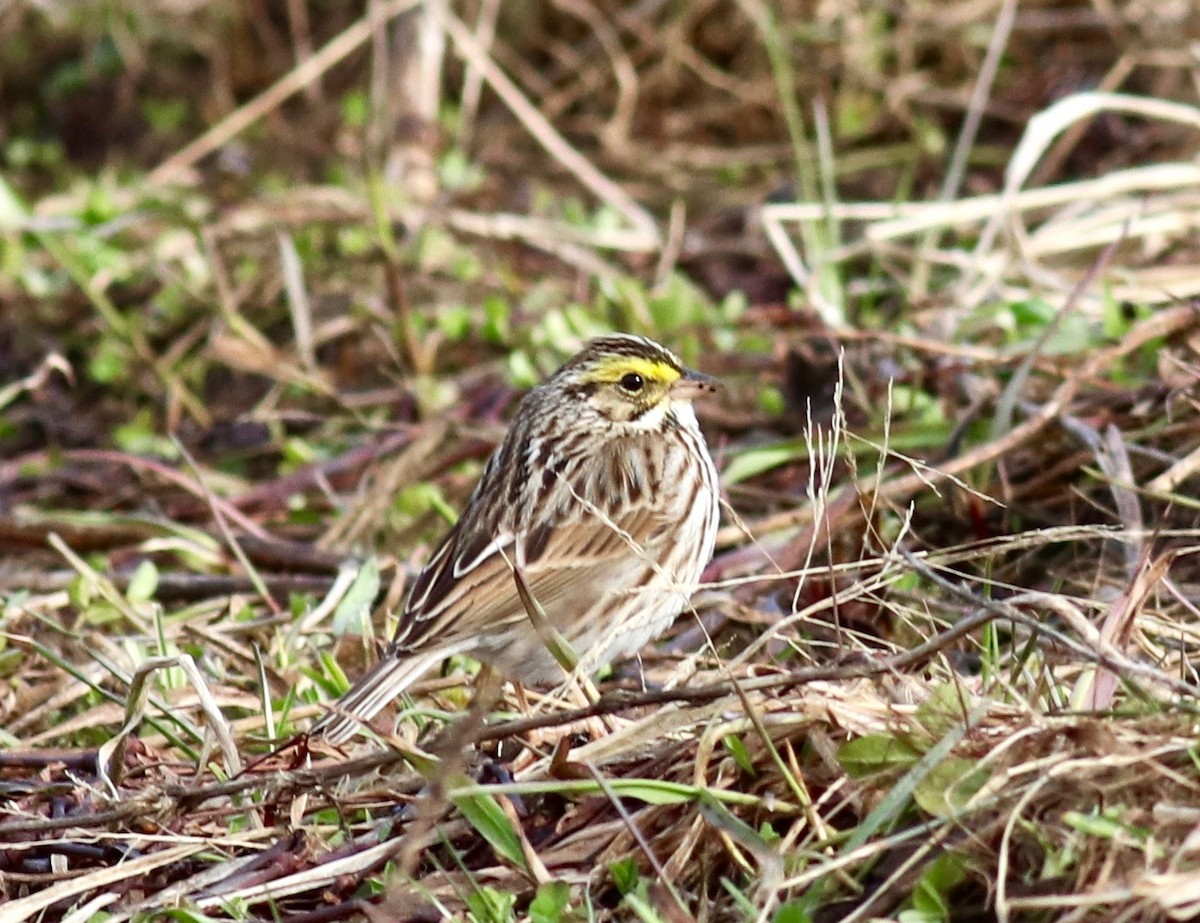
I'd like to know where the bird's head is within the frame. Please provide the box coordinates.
[553,334,721,427]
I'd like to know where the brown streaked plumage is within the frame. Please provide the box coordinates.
[313,333,721,744]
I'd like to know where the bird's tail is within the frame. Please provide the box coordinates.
[310,647,458,745]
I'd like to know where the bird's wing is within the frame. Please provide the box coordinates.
[392,491,673,654]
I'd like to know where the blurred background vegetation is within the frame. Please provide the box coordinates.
[3,1,1200,920]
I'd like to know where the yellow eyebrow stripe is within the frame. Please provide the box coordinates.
[586,356,682,385]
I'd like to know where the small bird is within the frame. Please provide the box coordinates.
[313,333,721,744]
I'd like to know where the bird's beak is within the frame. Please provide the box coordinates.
[670,368,722,401]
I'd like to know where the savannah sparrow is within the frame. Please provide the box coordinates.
[313,333,721,743]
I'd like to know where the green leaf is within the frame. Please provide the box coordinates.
[623,888,668,923]
[773,901,813,923]
[0,173,31,227]
[721,440,807,486]
[838,733,921,777]
[719,876,758,917]
[125,559,159,604]
[507,350,540,388]
[647,272,709,330]
[898,909,942,923]
[452,776,782,809]
[529,881,570,923]
[113,408,178,458]
[452,788,529,873]
[482,295,511,344]
[1063,805,1148,843]
[913,757,990,818]
[438,148,486,192]
[909,851,969,920]
[89,336,129,385]
[466,886,517,923]
[722,733,756,776]
[307,650,349,696]
[699,792,778,857]
[142,97,190,133]
[340,89,369,128]
[758,385,786,416]
[912,683,977,743]
[331,558,381,637]
[609,857,639,895]
[436,303,472,340]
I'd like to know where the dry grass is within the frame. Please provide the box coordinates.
[3,1,1200,921]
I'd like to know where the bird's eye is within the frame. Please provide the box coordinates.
[619,372,645,393]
